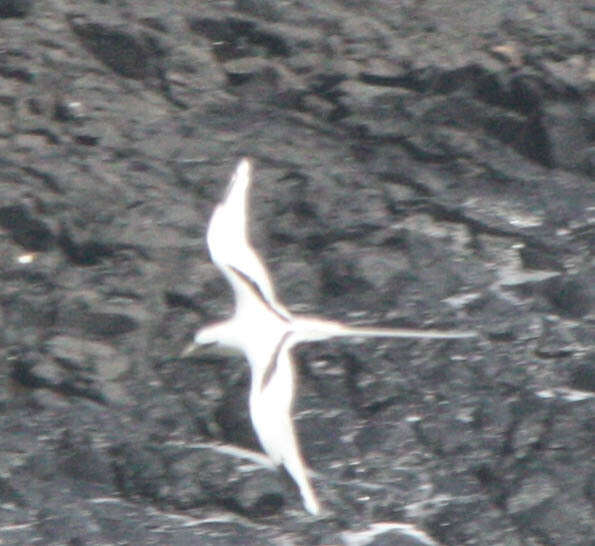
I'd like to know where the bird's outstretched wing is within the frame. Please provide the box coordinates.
[206,159,291,320]
[246,333,321,515]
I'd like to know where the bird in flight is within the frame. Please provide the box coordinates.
[184,158,476,515]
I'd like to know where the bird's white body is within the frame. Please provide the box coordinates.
[187,159,476,515]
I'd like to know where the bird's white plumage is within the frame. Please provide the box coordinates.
[247,332,321,516]
[206,159,291,321]
[189,158,477,515]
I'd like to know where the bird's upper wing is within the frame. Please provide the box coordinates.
[206,158,291,319]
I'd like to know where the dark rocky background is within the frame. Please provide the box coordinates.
[1,0,593,544]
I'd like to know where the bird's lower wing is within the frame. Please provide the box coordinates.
[247,337,321,515]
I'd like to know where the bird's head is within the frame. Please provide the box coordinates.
[181,321,242,359]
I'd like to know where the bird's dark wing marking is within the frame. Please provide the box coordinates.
[228,265,289,322]
[261,331,292,391]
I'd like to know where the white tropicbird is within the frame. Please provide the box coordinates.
[184,158,476,515]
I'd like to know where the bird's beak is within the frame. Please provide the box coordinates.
[179,340,233,360]
[180,342,198,358]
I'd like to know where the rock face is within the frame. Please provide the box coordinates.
[0,1,593,544]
